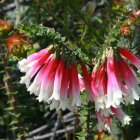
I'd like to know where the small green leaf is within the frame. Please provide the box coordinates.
[17,133,25,138]
[76,131,87,137]
[4,107,14,111]
[9,120,18,125]
[76,136,85,140]
[10,126,18,130]
[7,100,15,104]
[79,110,87,116]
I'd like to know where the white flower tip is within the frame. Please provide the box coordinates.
[106,103,111,108]
[18,59,27,67]
[20,76,30,88]
[59,100,69,110]
[49,92,60,101]
[50,100,60,110]
[36,97,43,102]
[105,124,111,132]
[71,95,81,107]
[123,115,131,126]
[28,84,39,95]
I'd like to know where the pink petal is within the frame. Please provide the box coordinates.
[60,64,70,100]
[118,48,140,69]
[106,55,122,108]
[69,62,81,106]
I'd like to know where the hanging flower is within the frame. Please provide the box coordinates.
[111,107,131,126]
[19,48,53,88]
[96,107,131,133]
[90,48,139,133]
[91,61,108,113]
[69,62,81,107]
[0,19,12,34]
[106,49,123,108]
[118,47,140,70]
[81,64,93,101]
[90,47,139,133]
[117,48,140,104]
[19,47,82,110]
[92,47,140,110]
[5,33,30,57]
[96,110,113,132]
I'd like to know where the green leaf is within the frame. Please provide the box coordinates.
[4,107,14,111]
[11,113,21,118]
[7,100,15,104]
[76,131,87,137]
[9,120,18,125]
[79,110,87,116]
[17,133,25,138]
[76,136,85,140]
[10,126,18,130]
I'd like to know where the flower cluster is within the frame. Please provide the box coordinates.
[18,47,82,110]
[90,47,140,132]
[18,45,140,133]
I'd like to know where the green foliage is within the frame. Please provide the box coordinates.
[17,23,66,44]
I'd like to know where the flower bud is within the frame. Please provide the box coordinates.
[0,19,12,34]
[120,25,132,36]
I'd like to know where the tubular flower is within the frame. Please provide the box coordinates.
[111,107,131,126]
[5,33,30,56]
[118,48,140,104]
[91,63,108,113]
[81,64,93,101]
[91,50,123,111]
[96,111,113,132]
[69,62,81,107]
[96,107,131,132]
[0,19,12,33]
[18,48,82,110]
[106,50,123,108]
[118,47,140,70]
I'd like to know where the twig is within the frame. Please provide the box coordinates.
[33,126,74,140]
[15,0,20,25]
[50,113,60,140]
[63,112,74,120]
[43,112,50,118]
[64,117,75,123]
[59,110,69,140]
[29,125,48,136]
[0,0,30,13]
